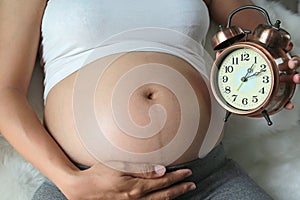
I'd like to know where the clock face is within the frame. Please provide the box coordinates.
[215,47,273,111]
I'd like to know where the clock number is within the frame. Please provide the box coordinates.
[260,64,267,70]
[252,96,259,103]
[225,86,231,94]
[232,57,239,65]
[225,65,234,73]
[241,53,250,61]
[222,76,229,83]
[242,98,248,105]
[259,87,265,94]
[262,76,270,83]
[232,94,238,102]
[254,56,257,64]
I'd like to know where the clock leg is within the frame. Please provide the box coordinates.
[262,110,273,126]
[224,111,232,122]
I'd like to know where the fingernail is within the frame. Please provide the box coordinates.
[188,183,196,191]
[183,169,193,177]
[154,165,166,176]
[293,59,299,66]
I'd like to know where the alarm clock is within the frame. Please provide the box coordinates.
[210,5,296,126]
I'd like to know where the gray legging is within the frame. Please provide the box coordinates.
[32,144,273,200]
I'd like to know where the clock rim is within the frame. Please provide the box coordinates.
[210,42,279,116]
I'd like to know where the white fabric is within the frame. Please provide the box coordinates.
[41,0,210,100]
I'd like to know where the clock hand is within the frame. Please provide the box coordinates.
[237,68,266,91]
[236,82,244,92]
[237,63,255,91]
[242,63,255,80]
[247,69,266,79]
[237,75,248,92]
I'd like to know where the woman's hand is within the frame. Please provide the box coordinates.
[284,56,300,110]
[58,162,196,200]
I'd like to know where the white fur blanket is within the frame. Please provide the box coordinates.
[0,0,300,199]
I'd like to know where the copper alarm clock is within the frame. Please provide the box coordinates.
[210,5,296,126]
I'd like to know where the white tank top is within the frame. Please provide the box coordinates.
[40,0,225,157]
[41,0,210,100]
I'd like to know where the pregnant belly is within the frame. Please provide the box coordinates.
[44,51,217,172]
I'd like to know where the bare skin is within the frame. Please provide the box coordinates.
[45,51,212,168]
[0,0,299,199]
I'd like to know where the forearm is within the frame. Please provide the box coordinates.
[0,0,79,190]
[0,88,79,186]
[206,0,267,31]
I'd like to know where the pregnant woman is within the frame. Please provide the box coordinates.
[0,0,299,199]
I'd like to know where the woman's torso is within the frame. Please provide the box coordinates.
[41,0,224,171]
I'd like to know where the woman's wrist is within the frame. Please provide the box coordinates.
[51,163,82,193]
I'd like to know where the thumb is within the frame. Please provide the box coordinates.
[105,160,166,178]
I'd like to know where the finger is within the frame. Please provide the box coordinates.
[117,169,193,199]
[141,182,196,200]
[129,164,166,178]
[293,73,300,84]
[279,73,300,84]
[285,102,294,110]
[105,160,166,178]
[136,169,193,195]
[288,57,300,70]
